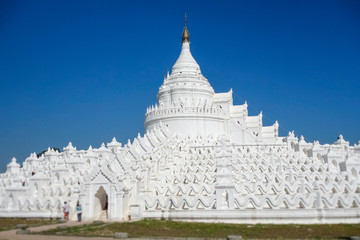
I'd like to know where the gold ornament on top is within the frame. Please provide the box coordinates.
[182,13,190,43]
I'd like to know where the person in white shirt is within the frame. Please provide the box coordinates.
[63,201,70,221]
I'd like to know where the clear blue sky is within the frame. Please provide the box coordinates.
[0,0,359,172]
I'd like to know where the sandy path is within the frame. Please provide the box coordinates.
[0,220,113,240]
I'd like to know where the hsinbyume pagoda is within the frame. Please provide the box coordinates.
[1,20,360,224]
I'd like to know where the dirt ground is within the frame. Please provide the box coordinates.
[1,218,360,239]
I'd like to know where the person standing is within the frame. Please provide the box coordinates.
[76,202,82,222]
[63,201,70,221]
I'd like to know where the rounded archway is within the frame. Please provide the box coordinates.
[94,186,108,220]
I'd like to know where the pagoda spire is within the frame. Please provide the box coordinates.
[182,13,190,43]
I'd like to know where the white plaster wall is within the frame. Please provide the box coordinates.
[146,116,226,137]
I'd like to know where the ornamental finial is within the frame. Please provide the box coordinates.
[182,14,190,43]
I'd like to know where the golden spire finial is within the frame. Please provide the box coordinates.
[182,13,190,43]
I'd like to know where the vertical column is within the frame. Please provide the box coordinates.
[215,137,235,210]
[108,185,116,220]
[123,187,130,220]
[115,191,124,220]
[83,183,92,219]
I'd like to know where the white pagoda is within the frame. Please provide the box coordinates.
[1,20,360,224]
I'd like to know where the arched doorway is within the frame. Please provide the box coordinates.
[94,186,108,220]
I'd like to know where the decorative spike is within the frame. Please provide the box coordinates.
[274,121,279,128]
[182,14,190,43]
